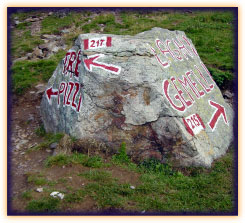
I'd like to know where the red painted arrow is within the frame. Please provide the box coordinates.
[208,100,228,131]
[46,87,58,101]
[84,54,121,74]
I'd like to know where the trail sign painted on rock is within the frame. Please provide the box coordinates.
[84,36,112,50]
[208,100,229,131]
[41,28,233,168]
[84,54,121,74]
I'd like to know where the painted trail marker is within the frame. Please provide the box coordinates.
[84,54,121,74]
[41,28,233,168]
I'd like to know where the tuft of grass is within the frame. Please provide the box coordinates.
[112,142,130,165]
[26,197,60,213]
[45,152,104,168]
[78,170,115,183]
[27,173,47,186]
[85,182,128,209]
[41,13,75,35]
[45,154,71,167]
[139,158,175,176]
[82,156,103,168]
[28,132,64,152]
[35,125,46,137]
[64,189,85,203]
[21,190,32,200]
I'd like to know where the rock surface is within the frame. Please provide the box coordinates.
[40,27,234,167]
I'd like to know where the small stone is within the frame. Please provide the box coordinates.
[35,84,46,95]
[49,142,58,150]
[15,20,20,25]
[33,47,43,58]
[51,46,60,53]
[20,152,25,155]
[223,90,233,99]
[46,149,52,153]
[26,53,33,59]
[141,210,146,214]
[27,116,34,122]
[62,165,65,169]
[61,29,70,34]
[29,91,35,94]
[68,177,72,180]
[36,187,43,193]
[130,186,135,189]
[50,191,64,199]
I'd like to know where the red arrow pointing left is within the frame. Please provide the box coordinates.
[208,100,229,131]
[84,54,121,75]
[46,87,58,102]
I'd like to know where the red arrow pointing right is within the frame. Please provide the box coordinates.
[46,87,58,102]
[208,100,229,131]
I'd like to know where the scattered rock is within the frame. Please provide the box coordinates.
[49,142,58,150]
[25,17,40,22]
[35,84,46,95]
[223,90,234,99]
[13,56,28,63]
[27,115,34,122]
[36,187,43,193]
[33,47,43,58]
[41,34,61,41]
[50,191,64,199]
[61,29,70,34]
[26,53,33,59]
[16,139,29,150]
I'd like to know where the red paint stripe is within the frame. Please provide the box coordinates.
[183,118,194,136]
[84,39,89,50]
[106,37,112,47]
[196,113,205,129]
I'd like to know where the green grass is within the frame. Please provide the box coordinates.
[27,173,48,186]
[26,197,60,213]
[11,50,66,95]
[112,142,130,165]
[21,190,33,200]
[28,132,64,152]
[11,10,235,94]
[64,189,85,203]
[44,152,104,168]
[21,146,234,213]
[78,170,115,183]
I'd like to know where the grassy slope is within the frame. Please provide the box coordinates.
[22,139,235,213]
[10,9,235,94]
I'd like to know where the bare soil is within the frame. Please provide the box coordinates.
[9,89,141,214]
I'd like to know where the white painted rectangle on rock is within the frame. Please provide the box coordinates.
[84,36,112,50]
[183,113,205,136]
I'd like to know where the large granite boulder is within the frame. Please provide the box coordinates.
[40,27,234,167]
